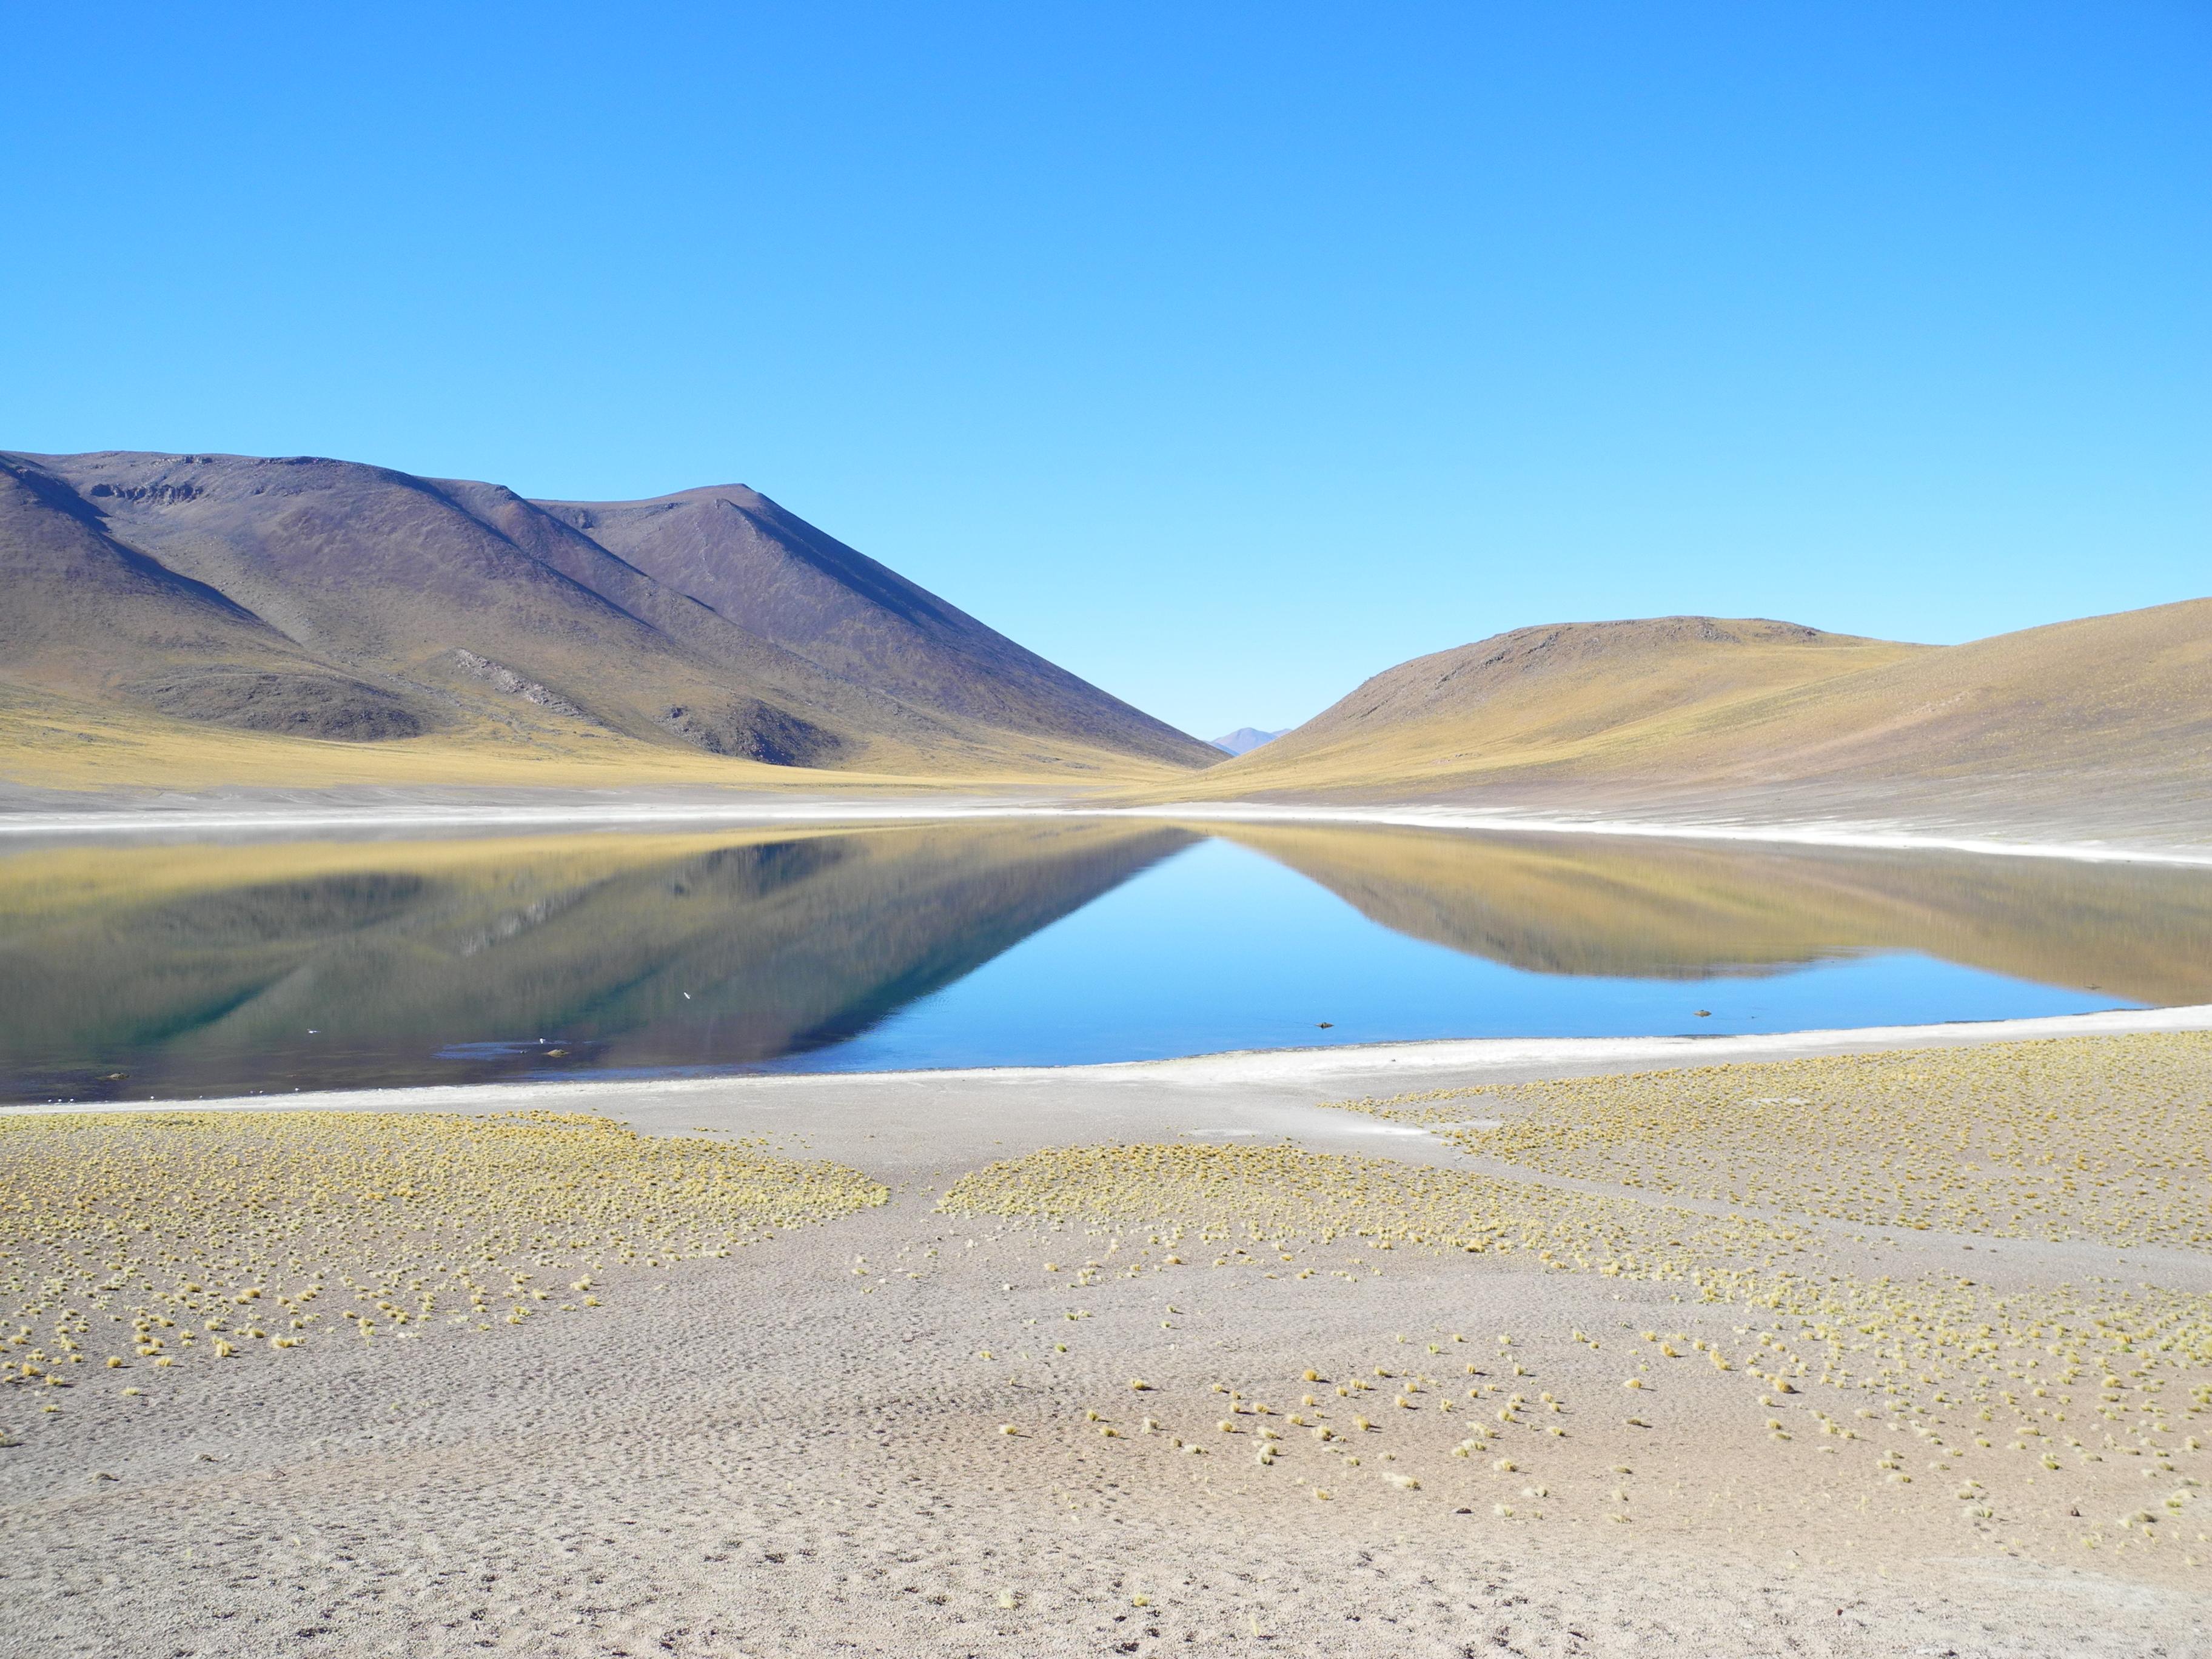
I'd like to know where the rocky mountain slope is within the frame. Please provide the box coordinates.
[0,450,1218,780]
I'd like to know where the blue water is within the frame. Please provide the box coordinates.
[768,837,2139,1071]
[5,819,2177,1101]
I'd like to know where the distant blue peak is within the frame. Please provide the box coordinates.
[1208,726,1290,756]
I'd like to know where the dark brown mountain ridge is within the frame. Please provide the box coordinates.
[0,449,1216,775]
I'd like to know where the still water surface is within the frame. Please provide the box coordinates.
[2,816,2204,1102]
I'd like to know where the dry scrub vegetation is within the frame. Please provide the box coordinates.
[939,1141,1805,1280]
[937,1142,2211,1456]
[0,1110,883,1386]
[7,1032,2210,1606]
[936,1055,2212,1562]
[1336,1032,2212,1248]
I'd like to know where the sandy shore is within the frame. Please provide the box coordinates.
[4,1012,2210,1658]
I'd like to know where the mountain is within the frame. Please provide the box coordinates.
[1188,617,1921,791]
[529,484,1202,763]
[0,450,1218,784]
[1173,606,2212,841]
[1208,726,1289,756]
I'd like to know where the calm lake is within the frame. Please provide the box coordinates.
[3,816,2205,1102]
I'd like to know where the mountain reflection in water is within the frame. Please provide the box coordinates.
[1214,824,2212,1000]
[0,817,2202,1102]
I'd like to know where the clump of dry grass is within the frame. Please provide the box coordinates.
[936,1140,1805,1276]
[937,1135,2212,1550]
[0,1109,885,1378]
[1334,1033,2212,1249]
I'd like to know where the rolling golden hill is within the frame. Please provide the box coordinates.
[1172,603,2212,839]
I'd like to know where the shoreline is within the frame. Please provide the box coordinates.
[16,1000,2211,1119]
[1,789,2209,866]
[1124,798,2212,867]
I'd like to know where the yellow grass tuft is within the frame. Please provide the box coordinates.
[0,1110,885,1383]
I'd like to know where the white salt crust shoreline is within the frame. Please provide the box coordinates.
[1,794,2209,866]
[15,1002,2212,1121]
[1125,800,2212,868]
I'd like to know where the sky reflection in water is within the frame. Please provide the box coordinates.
[0,817,2196,1102]
[786,837,2136,1071]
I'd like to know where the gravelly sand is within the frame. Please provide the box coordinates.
[5,1011,2211,1658]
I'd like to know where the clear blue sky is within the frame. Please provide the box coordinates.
[3,3,2205,738]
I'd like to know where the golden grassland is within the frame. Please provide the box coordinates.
[1335,1032,2212,1250]
[1175,623,1922,801]
[0,680,1191,794]
[0,1110,883,1387]
[1161,599,2212,808]
[0,684,797,791]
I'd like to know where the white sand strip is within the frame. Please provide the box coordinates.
[1124,799,2212,866]
[13,1002,2210,1125]
[5,791,2208,866]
